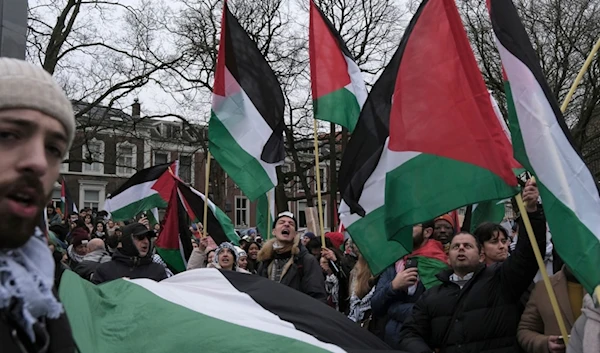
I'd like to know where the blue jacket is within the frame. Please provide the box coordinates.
[371,264,425,348]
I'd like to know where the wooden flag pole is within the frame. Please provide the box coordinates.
[202,152,212,239]
[312,119,326,248]
[560,36,600,113]
[515,190,570,343]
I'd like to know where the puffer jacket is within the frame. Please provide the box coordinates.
[398,209,547,353]
[257,239,326,302]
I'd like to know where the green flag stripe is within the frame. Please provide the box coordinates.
[209,111,275,201]
[313,87,361,132]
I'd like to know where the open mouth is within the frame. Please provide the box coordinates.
[7,189,37,207]
[457,255,466,260]
[282,229,290,236]
[6,188,39,217]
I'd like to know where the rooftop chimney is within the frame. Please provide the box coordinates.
[132,98,141,118]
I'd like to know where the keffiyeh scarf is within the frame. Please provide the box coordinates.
[0,227,63,341]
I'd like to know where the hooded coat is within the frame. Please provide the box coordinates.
[74,249,112,282]
[91,233,167,284]
[257,237,326,302]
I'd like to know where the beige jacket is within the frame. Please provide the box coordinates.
[518,268,578,353]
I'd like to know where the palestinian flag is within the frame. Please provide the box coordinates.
[60,270,392,353]
[490,0,600,293]
[209,1,285,201]
[60,177,78,220]
[339,0,519,274]
[104,162,176,221]
[256,189,275,239]
[177,180,239,245]
[155,182,194,273]
[309,0,367,132]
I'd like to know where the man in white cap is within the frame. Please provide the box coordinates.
[0,58,76,352]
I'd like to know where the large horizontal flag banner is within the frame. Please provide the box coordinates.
[339,0,519,274]
[309,0,367,132]
[209,1,285,201]
[104,162,176,221]
[59,270,395,353]
[489,0,600,294]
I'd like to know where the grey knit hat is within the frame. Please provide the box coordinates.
[0,58,75,151]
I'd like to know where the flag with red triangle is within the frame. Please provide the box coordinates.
[155,181,194,273]
[60,177,78,221]
[339,0,519,274]
[309,0,367,132]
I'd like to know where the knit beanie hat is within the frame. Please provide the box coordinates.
[435,214,456,232]
[325,232,345,250]
[0,58,75,151]
[71,228,90,248]
[213,242,238,270]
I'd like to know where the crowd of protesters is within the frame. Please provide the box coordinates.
[1,58,599,353]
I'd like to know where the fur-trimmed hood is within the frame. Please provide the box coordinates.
[257,235,301,262]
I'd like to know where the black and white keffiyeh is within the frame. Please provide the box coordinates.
[0,227,63,341]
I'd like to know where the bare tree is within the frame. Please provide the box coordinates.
[172,0,406,211]
[459,0,600,178]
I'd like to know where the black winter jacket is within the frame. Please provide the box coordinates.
[0,309,76,353]
[257,240,327,302]
[92,250,167,284]
[74,250,112,281]
[398,210,547,353]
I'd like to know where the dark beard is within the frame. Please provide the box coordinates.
[0,175,49,249]
[413,230,425,249]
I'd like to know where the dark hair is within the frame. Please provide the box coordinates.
[449,231,482,251]
[242,240,261,253]
[422,219,435,230]
[474,222,510,245]
[94,221,105,231]
[306,237,322,252]
[49,224,69,242]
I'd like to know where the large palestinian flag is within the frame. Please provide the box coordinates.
[490,0,600,294]
[209,1,285,201]
[339,0,519,274]
[155,182,194,273]
[104,162,176,221]
[60,270,393,353]
[177,180,239,245]
[309,0,367,132]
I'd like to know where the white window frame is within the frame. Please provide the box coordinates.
[234,196,249,227]
[82,138,105,174]
[153,151,170,166]
[116,142,137,176]
[78,180,107,211]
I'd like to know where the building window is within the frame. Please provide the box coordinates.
[78,181,107,212]
[179,155,192,183]
[83,139,104,174]
[117,142,137,176]
[154,151,169,165]
[235,196,249,227]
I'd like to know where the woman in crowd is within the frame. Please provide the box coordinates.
[93,221,106,239]
[347,243,382,337]
[235,246,250,273]
[84,214,94,233]
[474,222,510,265]
[209,243,238,271]
[242,240,260,274]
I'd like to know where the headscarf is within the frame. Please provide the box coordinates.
[213,242,238,271]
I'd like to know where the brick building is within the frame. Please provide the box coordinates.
[56,101,336,232]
